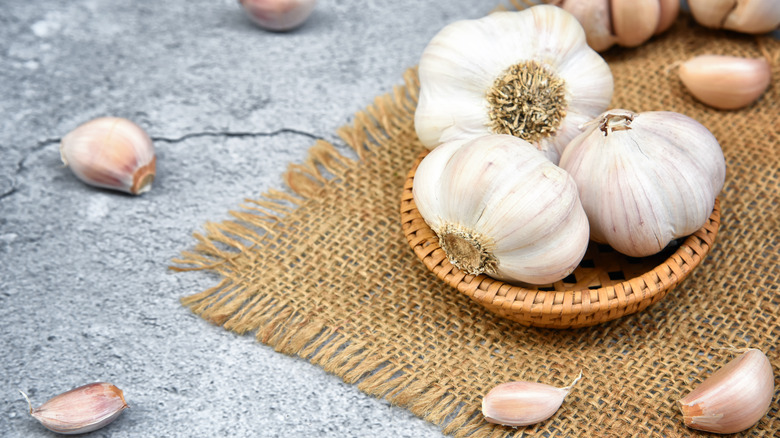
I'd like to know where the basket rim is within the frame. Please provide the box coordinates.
[400,150,721,327]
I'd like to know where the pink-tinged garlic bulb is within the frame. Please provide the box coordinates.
[238,0,316,31]
[679,55,772,110]
[559,109,725,257]
[60,117,156,195]
[21,382,129,435]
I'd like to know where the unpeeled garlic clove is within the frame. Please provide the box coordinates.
[60,117,156,195]
[611,0,661,47]
[679,349,774,434]
[482,372,581,426]
[554,0,618,52]
[689,0,780,34]
[21,382,129,435]
[238,0,316,31]
[679,55,772,110]
[654,0,680,34]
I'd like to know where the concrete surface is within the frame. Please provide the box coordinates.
[0,1,494,436]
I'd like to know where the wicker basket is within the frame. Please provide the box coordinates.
[400,151,721,329]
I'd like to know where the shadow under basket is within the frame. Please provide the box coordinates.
[400,151,721,329]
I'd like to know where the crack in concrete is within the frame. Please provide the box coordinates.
[151,128,323,144]
[0,128,323,200]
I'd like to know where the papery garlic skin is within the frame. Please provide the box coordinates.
[413,134,589,285]
[60,117,156,195]
[559,109,725,257]
[22,382,128,435]
[415,5,613,164]
[689,0,780,34]
[679,349,774,434]
[679,55,772,110]
[239,0,316,31]
[482,373,581,427]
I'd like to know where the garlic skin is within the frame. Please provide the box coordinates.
[413,134,589,285]
[238,0,316,31]
[482,373,581,427]
[679,55,772,110]
[679,349,774,434]
[60,117,156,195]
[689,0,780,34]
[559,109,725,257]
[415,5,613,164]
[21,382,128,435]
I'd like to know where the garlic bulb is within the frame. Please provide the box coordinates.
[679,349,774,434]
[239,0,316,31]
[689,0,780,34]
[482,372,581,426]
[415,5,613,164]
[679,55,772,110]
[559,109,725,257]
[550,0,679,52]
[413,134,589,285]
[21,382,128,434]
[60,117,156,195]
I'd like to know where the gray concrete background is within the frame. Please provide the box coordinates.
[0,1,494,436]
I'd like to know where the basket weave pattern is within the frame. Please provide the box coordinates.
[402,151,721,328]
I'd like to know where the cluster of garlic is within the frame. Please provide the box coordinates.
[413,5,726,285]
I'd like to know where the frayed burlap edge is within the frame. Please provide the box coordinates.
[169,69,491,435]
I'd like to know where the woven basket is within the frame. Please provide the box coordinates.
[401,150,721,329]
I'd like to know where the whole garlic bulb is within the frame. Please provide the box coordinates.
[688,0,780,34]
[413,134,589,285]
[549,0,680,51]
[415,5,613,164]
[559,109,725,257]
[60,117,156,195]
[238,0,316,31]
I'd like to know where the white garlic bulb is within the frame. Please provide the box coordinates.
[559,109,725,257]
[679,349,774,434]
[415,5,613,164]
[679,55,772,110]
[688,0,780,34]
[238,0,316,31]
[413,134,589,285]
[60,117,156,195]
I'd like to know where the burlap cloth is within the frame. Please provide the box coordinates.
[174,15,779,437]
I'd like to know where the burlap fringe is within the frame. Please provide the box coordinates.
[172,68,500,437]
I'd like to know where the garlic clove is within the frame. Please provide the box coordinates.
[60,117,156,195]
[688,0,737,29]
[679,55,772,110]
[722,0,780,33]
[689,0,780,34]
[482,372,581,427]
[679,349,774,434]
[238,0,316,32]
[556,0,618,52]
[21,382,128,435]
[611,0,660,47]
[654,0,680,34]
